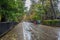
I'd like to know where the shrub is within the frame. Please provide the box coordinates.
[42,20,60,26]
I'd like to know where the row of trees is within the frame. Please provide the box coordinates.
[29,0,60,21]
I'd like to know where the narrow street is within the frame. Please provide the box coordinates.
[0,21,60,40]
[0,0,60,40]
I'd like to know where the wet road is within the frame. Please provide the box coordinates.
[0,22,60,40]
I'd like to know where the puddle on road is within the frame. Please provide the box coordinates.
[22,22,32,40]
[58,31,60,40]
[22,22,59,40]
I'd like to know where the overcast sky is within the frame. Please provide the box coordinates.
[25,0,39,11]
[58,0,60,12]
[25,0,32,11]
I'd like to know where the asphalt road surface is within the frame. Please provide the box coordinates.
[0,21,60,40]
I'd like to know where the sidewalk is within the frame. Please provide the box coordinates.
[0,23,23,40]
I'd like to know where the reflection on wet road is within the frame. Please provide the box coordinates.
[22,22,32,40]
[22,22,60,40]
[0,21,60,40]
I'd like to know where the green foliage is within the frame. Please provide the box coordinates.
[30,0,59,21]
[42,20,60,26]
[0,0,24,22]
[32,3,45,20]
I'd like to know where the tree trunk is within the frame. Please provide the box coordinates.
[1,14,6,22]
[50,0,56,19]
[41,0,48,20]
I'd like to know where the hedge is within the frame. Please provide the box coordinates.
[42,20,60,27]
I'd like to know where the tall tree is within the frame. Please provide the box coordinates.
[0,0,25,22]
